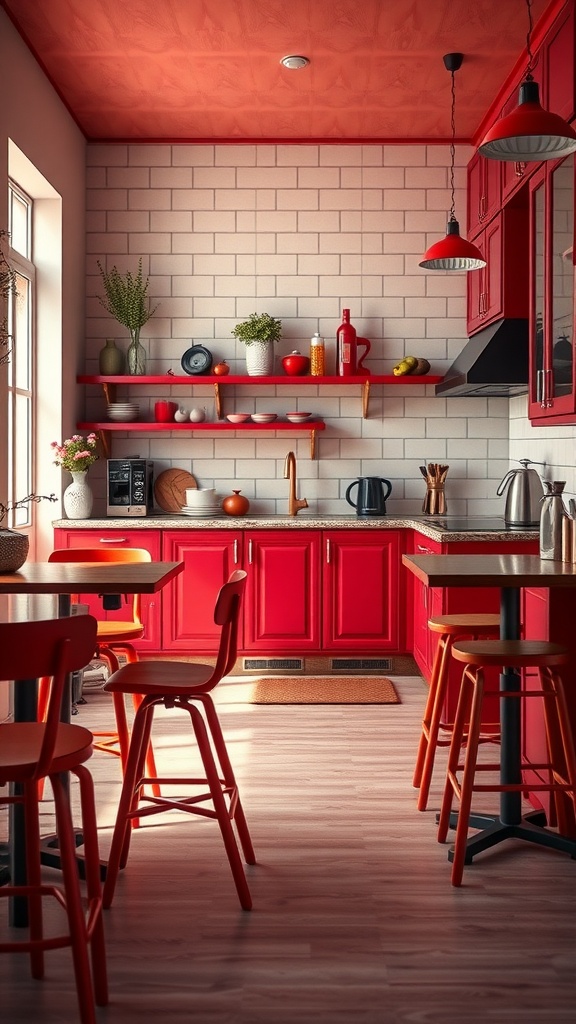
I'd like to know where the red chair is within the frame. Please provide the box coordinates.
[102,570,255,912]
[38,547,158,793]
[0,616,108,1024]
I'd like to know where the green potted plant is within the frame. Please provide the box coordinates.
[97,258,158,375]
[231,312,282,376]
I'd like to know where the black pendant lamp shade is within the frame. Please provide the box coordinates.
[479,0,576,162]
[420,53,486,273]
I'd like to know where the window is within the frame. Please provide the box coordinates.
[7,182,35,529]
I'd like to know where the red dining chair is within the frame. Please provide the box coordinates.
[102,570,255,912]
[37,547,159,797]
[0,615,108,1024]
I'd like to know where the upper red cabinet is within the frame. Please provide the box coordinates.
[528,153,576,423]
[466,206,529,335]
[542,0,575,124]
[467,152,502,239]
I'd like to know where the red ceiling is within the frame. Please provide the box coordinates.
[2,0,558,143]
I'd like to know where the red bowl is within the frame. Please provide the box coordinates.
[282,352,310,376]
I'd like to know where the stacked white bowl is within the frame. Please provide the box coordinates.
[181,487,223,517]
[107,402,140,422]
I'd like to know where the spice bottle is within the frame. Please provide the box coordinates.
[310,333,325,376]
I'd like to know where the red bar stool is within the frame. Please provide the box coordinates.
[438,638,576,886]
[102,570,255,912]
[0,616,108,1024]
[38,548,159,800]
[413,613,501,810]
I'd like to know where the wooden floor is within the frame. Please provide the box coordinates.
[1,674,576,1023]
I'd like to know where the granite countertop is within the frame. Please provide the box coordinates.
[52,515,539,543]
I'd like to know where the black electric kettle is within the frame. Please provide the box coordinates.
[346,476,392,517]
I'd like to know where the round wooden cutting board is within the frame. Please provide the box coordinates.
[154,468,197,512]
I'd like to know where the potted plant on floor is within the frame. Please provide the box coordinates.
[231,312,282,376]
[97,258,159,375]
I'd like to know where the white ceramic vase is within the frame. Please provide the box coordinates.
[63,471,93,519]
[245,341,274,376]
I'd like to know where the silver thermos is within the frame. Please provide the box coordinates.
[539,481,568,560]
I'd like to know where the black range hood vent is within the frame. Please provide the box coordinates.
[435,318,529,397]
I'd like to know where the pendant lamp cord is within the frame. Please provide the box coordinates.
[448,67,456,223]
[525,0,535,81]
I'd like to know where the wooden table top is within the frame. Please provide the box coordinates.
[402,553,576,588]
[0,561,183,594]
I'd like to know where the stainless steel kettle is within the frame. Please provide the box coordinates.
[496,459,545,526]
[346,477,392,517]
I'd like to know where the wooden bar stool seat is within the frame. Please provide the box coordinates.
[437,639,576,886]
[413,614,501,810]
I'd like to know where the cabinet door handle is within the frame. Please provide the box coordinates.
[99,537,129,544]
[248,539,253,564]
[537,369,544,405]
[326,538,331,563]
[233,539,239,564]
[546,368,554,408]
[514,161,525,178]
[416,544,431,553]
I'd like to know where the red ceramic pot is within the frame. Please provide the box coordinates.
[282,350,310,376]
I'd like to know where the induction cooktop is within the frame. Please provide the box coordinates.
[426,517,537,532]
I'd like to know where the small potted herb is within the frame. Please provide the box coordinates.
[231,312,282,376]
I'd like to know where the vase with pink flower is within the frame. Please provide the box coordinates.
[52,433,99,520]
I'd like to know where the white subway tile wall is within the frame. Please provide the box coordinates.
[85,143,574,518]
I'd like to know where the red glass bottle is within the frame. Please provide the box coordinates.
[337,308,357,376]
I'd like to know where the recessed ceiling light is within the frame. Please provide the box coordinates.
[280,55,310,70]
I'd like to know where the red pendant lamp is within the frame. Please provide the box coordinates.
[479,0,576,162]
[420,53,486,272]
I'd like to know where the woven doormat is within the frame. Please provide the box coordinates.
[249,676,400,705]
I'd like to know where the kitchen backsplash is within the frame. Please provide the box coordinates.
[84,142,565,518]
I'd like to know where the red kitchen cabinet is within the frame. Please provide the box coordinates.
[528,155,576,423]
[243,531,321,651]
[542,0,575,124]
[411,536,443,680]
[467,151,501,239]
[162,530,243,652]
[522,585,576,818]
[322,531,402,651]
[467,207,529,334]
[53,527,162,652]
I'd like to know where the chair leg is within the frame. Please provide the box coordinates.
[437,664,474,844]
[186,702,252,911]
[50,772,99,1024]
[103,700,155,910]
[415,634,452,810]
[23,781,44,979]
[541,668,576,839]
[450,668,486,887]
[73,765,109,1007]
[196,694,256,865]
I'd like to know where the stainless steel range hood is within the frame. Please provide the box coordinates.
[435,318,529,397]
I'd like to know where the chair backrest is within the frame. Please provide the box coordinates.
[0,616,98,779]
[49,547,152,624]
[205,570,247,690]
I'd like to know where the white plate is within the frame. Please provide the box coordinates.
[179,510,224,518]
